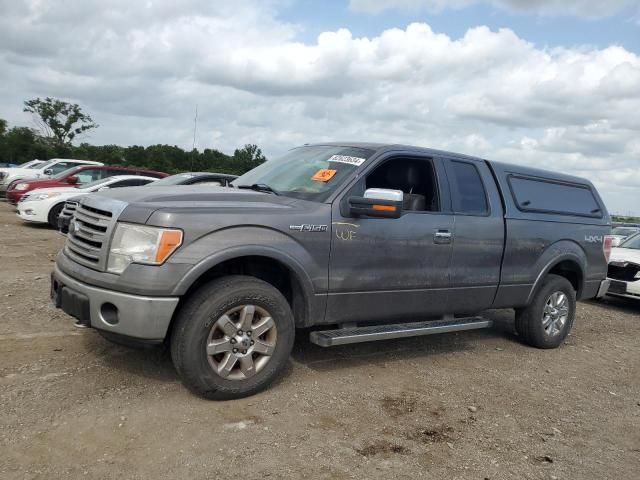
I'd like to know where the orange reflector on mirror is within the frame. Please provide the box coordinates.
[372,204,396,212]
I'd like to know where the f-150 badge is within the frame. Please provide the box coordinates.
[289,224,328,232]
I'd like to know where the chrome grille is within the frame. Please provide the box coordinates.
[64,202,114,270]
[60,200,78,217]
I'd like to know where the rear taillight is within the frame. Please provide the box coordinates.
[603,235,614,263]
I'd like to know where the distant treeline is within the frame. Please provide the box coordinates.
[611,215,640,224]
[0,118,267,175]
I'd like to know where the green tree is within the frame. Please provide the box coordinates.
[232,144,266,174]
[23,97,98,145]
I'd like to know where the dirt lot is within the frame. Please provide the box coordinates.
[0,200,638,480]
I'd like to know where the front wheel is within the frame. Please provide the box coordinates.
[47,203,65,228]
[170,276,295,399]
[515,274,576,348]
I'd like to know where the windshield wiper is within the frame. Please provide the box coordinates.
[236,183,280,195]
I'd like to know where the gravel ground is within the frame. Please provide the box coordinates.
[0,200,638,480]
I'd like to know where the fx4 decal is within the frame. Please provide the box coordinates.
[584,235,604,243]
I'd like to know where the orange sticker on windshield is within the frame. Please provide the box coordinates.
[311,169,337,182]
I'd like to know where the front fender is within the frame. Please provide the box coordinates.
[168,226,330,324]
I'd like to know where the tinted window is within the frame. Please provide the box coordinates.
[49,162,73,175]
[448,161,488,215]
[148,173,197,186]
[74,168,103,184]
[365,157,440,212]
[509,176,601,217]
[110,179,154,188]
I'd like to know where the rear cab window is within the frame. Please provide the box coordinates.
[508,175,602,218]
[446,160,489,215]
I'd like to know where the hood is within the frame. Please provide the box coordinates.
[89,185,299,211]
[16,177,65,189]
[24,186,82,195]
[610,247,640,265]
[80,185,302,225]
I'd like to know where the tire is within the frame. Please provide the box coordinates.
[47,203,65,228]
[170,275,295,400]
[515,274,576,349]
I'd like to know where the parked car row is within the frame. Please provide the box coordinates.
[6,164,168,204]
[0,158,103,196]
[1,160,238,229]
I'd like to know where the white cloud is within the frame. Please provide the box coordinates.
[0,1,639,213]
[349,0,640,18]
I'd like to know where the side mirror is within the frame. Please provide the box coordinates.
[349,188,403,219]
[43,168,53,176]
[67,175,79,184]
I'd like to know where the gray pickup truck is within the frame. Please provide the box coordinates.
[51,143,612,399]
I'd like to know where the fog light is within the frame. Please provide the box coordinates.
[100,303,119,325]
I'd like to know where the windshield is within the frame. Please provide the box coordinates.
[232,146,374,202]
[619,233,640,249]
[19,160,41,169]
[148,173,199,186]
[52,165,83,179]
[37,159,57,170]
[612,227,639,236]
[78,178,113,190]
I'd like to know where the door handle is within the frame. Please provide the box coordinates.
[434,230,452,244]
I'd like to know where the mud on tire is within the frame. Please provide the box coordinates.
[170,275,295,400]
[515,274,576,349]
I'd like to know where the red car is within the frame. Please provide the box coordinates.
[7,165,168,204]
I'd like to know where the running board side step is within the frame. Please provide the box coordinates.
[309,317,492,347]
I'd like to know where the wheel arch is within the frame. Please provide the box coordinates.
[526,246,586,304]
[170,247,318,330]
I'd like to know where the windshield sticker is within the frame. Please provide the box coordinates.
[328,155,366,167]
[311,168,337,182]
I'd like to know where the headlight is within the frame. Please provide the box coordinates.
[107,223,183,274]
[15,183,29,190]
[635,271,640,280]
[22,192,61,202]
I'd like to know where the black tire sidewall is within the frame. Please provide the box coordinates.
[48,203,65,228]
[517,274,576,348]
[171,276,295,399]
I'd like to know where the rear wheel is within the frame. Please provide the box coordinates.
[47,203,65,228]
[170,276,295,399]
[515,274,576,348]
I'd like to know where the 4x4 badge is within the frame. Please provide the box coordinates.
[289,224,327,232]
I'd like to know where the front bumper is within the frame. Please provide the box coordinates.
[6,190,24,204]
[51,263,179,341]
[606,276,640,300]
[17,204,47,223]
[596,279,611,298]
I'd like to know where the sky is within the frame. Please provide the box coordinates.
[0,0,639,214]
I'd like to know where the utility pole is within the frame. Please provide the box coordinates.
[190,104,198,171]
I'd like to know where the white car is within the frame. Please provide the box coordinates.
[0,159,45,177]
[17,175,158,227]
[609,226,640,247]
[607,233,640,300]
[0,158,102,195]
